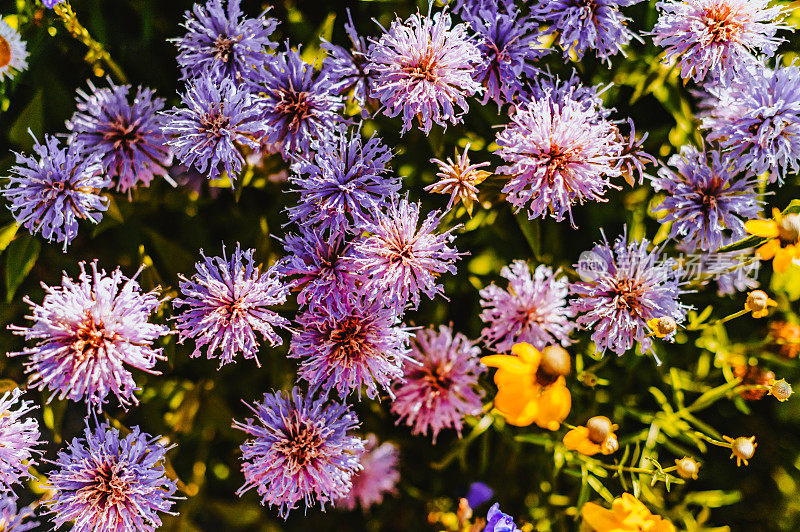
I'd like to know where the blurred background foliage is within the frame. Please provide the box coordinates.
[2,0,800,530]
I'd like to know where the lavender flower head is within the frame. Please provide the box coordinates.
[173,244,290,368]
[174,0,278,83]
[9,261,169,409]
[0,499,38,532]
[484,503,520,532]
[650,145,760,252]
[42,0,65,7]
[531,0,643,64]
[461,1,546,106]
[45,422,178,532]
[426,143,491,215]
[337,434,400,511]
[252,46,345,158]
[495,89,623,227]
[323,10,375,112]
[67,79,173,193]
[0,388,42,496]
[233,387,364,518]
[164,74,263,181]
[569,230,689,357]
[276,227,360,312]
[287,128,399,234]
[367,10,482,134]
[353,196,463,311]
[700,63,800,184]
[290,294,411,400]
[2,134,109,251]
[391,326,485,442]
[479,261,575,352]
[652,0,790,83]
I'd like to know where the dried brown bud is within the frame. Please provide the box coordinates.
[586,416,613,445]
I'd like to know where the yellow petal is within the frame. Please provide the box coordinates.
[535,379,572,431]
[756,239,780,260]
[773,247,794,273]
[745,219,779,238]
[581,502,623,532]
[511,342,542,368]
[481,355,533,375]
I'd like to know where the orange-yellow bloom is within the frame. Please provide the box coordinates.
[563,415,619,456]
[745,209,800,273]
[745,290,777,318]
[581,493,675,532]
[481,342,571,429]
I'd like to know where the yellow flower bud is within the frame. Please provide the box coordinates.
[769,379,793,402]
[675,457,700,480]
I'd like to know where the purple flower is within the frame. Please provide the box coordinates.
[367,10,482,134]
[391,326,485,442]
[174,0,278,84]
[67,79,173,193]
[0,388,42,497]
[426,143,491,215]
[484,503,520,532]
[0,499,38,532]
[275,227,360,312]
[233,387,364,518]
[461,1,545,106]
[531,0,643,64]
[352,196,463,310]
[495,89,623,227]
[337,434,400,511]
[9,261,169,410]
[2,134,109,251]
[251,46,345,158]
[467,482,494,508]
[322,10,375,112]
[652,0,789,83]
[163,74,263,182]
[45,422,178,532]
[716,261,760,296]
[650,146,760,252]
[287,128,399,235]
[700,63,800,184]
[290,294,411,400]
[569,230,689,357]
[173,244,290,368]
[479,261,575,352]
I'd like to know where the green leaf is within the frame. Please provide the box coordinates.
[771,266,800,301]
[8,90,44,148]
[0,222,19,254]
[5,233,41,302]
[716,235,765,253]
[782,199,800,215]
[587,474,615,503]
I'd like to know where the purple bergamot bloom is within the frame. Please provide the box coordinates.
[67,79,173,193]
[322,10,376,113]
[251,45,345,158]
[569,230,689,357]
[290,293,411,400]
[352,196,463,311]
[233,387,364,518]
[0,499,38,532]
[461,0,546,106]
[163,74,263,182]
[275,227,360,312]
[287,128,399,235]
[174,0,278,84]
[337,434,400,511]
[45,422,178,532]
[426,143,491,215]
[173,244,290,368]
[650,145,760,252]
[479,260,575,352]
[391,325,485,443]
[495,89,623,227]
[0,388,42,497]
[652,0,790,83]
[484,503,520,532]
[2,134,109,251]
[367,10,482,134]
[531,0,643,64]
[9,261,169,410]
[700,62,800,184]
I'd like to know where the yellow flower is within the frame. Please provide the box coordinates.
[745,209,800,273]
[647,316,677,338]
[745,290,777,318]
[481,343,571,429]
[581,493,676,532]
[563,416,619,456]
[725,435,757,466]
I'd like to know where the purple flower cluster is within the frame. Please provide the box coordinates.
[0,499,38,532]
[480,261,575,352]
[2,134,109,251]
[391,326,485,442]
[337,434,400,511]
[233,387,364,517]
[322,10,375,113]
[0,388,42,497]
[173,244,290,367]
[45,422,178,532]
[484,503,520,532]
[9,261,169,409]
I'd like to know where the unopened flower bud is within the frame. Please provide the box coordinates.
[648,316,677,338]
[675,457,700,480]
[769,379,793,402]
[539,345,571,378]
[746,290,775,317]
[586,416,613,444]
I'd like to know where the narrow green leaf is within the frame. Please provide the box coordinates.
[5,234,41,302]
